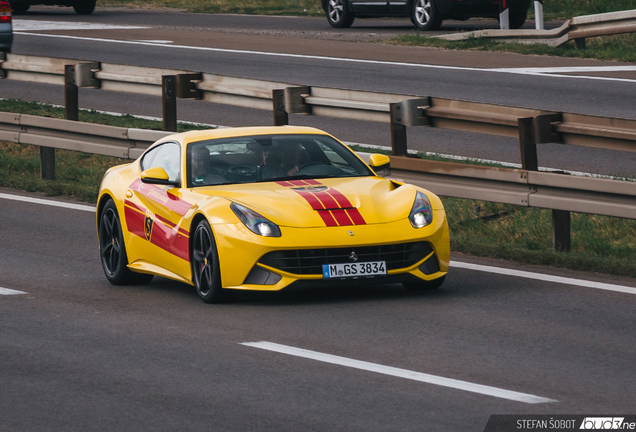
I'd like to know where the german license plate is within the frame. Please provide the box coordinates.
[322,261,386,278]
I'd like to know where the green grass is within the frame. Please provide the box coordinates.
[535,0,636,21]
[99,0,636,19]
[1,100,635,277]
[392,33,636,63]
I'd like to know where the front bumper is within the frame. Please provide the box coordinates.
[215,210,449,291]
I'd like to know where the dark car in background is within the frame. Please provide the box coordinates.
[0,0,12,53]
[9,0,96,14]
[323,0,532,30]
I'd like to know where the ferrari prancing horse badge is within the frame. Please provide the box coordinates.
[144,211,154,241]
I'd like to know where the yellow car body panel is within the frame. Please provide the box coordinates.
[97,126,450,294]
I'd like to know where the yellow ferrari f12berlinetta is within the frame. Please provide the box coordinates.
[97,126,449,303]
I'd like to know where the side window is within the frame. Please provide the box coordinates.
[141,142,181,182]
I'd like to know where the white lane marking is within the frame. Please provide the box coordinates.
[241,341,556,404]
[451,261,636,295]
[134,39,174,44]
[2,192,636,294]
[12,20,148,31]
[489,66,636,73]
[0,287,27,295]
[0,192,95,212]
[12,32,636,84]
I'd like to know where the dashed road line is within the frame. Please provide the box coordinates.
[0,287,27,295]
[241,341,556,404]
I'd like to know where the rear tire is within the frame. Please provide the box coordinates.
[326,0,355,28]
[11,2,30,13]
[411,0,443,31]
[73,0,96,15]
[509,10,527,29]
[403,275,446,291]
[191,219,239,303]
[99,200,154,285]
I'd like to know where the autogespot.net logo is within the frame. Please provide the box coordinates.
[580,417,632,429]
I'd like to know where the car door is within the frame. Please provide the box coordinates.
[123,142,193,278]
[349,0,391,15]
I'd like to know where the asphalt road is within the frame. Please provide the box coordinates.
[3,8,636,176]
[2,12,636,428]
[2,190,636,432]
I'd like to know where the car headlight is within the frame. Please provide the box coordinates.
[231,203,281,237]
[409,191,433,228]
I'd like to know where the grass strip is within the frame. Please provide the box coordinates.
[1,100,635,277]
[392,33,636,64]
[99,0,635,20]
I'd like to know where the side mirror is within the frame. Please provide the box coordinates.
[141,167,180,187]
[368,154,391,177]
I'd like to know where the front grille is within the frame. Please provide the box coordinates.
[259,241,434,275]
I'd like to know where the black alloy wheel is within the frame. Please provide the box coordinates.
[191,219,239,303]
[73,0,96,15]
[403,275,446,291]
[327,0,355,28]
[411,0,443,31]
[99,200,153,285]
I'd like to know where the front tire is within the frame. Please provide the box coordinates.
[411,0,443,31]
[191,219,239,303]
[326,0,355,28]
[73,0,96,14]
[99,200,154,285]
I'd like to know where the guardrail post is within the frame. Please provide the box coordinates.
[390,98,430,157]
[272,89,288,126]
[499,0,509,30]
[40,147,55,181]
[162,75,177,132]
[518,117,539,171]
[390,102,408,156]
[272,86,310,126]
[552,209,571,252]
[575,38,586,50]
[65,65,79,121]
[534,0,544,30]
[519,115,571,251]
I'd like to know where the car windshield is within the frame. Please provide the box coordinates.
[186,134,373,188]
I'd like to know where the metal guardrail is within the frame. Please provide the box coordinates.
[0,112,170,159]
[435,9,636,48]
[1,110,635,223]
[388,156,636,220]
[2,53,636,250]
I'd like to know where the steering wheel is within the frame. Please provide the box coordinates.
[228,165,258,176]
[297,161,326,171]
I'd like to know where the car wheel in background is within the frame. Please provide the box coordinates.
[191,219,239,303]
[509,10,528,29]
[327,0,355,28]
[403,275,446,291]
[73,0,95,15]
[411,0,443,31]
[99,200,154,285]
[10,1,29,13]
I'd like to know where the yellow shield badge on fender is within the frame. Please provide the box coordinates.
[144,213,154,241]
